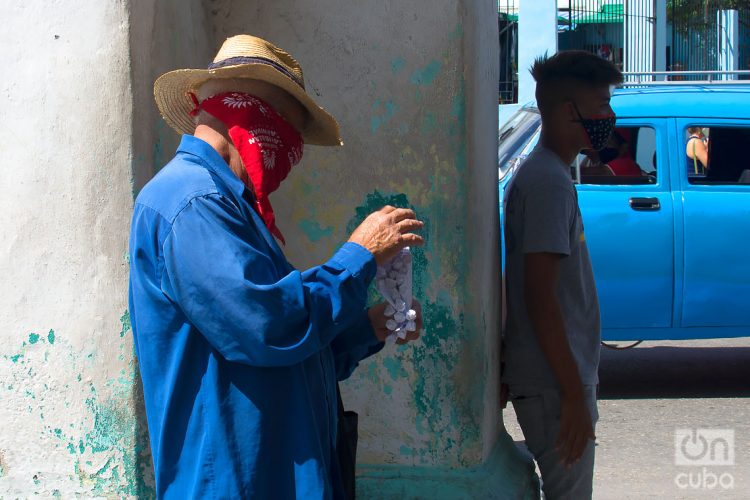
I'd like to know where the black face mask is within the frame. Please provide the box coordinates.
[572,102,616,151]
[598,147,619,164]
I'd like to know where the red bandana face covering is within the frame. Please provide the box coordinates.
[191,92,304,244]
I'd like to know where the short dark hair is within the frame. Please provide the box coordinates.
[531,51,623,113]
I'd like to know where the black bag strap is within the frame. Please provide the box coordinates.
[336,383,358,500]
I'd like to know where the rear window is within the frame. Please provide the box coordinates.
[684,126,750,185]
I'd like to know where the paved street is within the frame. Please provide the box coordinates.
[503,338,750,499]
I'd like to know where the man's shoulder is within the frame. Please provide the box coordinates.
[135,154,221,224]
[513,150,574,196]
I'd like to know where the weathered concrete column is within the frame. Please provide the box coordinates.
[0,2,147,496]
[0,0,213,496]
[204,0,536,498]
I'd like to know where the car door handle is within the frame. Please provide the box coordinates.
[629,197,661,211]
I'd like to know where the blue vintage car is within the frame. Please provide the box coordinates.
[499,83,750,341]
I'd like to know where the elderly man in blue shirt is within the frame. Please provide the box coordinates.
[129,35,424,499]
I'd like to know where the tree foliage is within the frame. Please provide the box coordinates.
[668,0,750,25]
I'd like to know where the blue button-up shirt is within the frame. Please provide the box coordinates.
[128,135,383,499]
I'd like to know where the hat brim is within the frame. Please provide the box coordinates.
[154,64,343,146]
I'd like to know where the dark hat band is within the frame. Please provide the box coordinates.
[208,56,305,89]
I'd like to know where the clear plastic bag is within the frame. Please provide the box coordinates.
[375,247,417,343]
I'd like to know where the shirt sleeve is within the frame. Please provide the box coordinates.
[160,194,376,367]
[330,309,385,381]
[521,183,577,256]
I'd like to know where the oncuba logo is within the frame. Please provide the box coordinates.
[674,429,735,490]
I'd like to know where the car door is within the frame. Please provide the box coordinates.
[676,118,750,329]
[576,119,675,338]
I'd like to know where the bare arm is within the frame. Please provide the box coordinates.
[524,252,595,466]
[687,138,709,169]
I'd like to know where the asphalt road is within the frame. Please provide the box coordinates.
[503,337,750,499]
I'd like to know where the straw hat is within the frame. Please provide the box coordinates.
[154,35,342,146]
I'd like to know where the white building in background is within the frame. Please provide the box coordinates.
[509,0,668,100]
[502,0,744,108]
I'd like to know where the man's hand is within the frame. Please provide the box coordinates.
[368,300,423,345]
[348,206,424,265]
[556,393,595,467]
[525,252,594,467]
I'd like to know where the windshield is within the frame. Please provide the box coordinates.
[498,107,541,179]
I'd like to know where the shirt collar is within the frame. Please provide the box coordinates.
[176,135,251,202]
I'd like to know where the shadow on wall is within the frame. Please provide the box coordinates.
[126,0,217,487]
[129,0,214,195]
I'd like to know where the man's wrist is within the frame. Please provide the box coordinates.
[560,383,585,401]
[359,308,383,346]
[331,242,377,282]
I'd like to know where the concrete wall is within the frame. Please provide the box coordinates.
[0,0,211,496]
[1,0,535,497]
[0,1,149,496]
[206,1,534,497]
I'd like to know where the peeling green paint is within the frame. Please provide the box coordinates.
[344,67,480,467]
[420,112,438,135]
[415,413,426,435]
[119,310,131,338]
[73,386,154,497]
[346,190,430,300]
[399,445,414,457]
[382,357,407,381]
[410,60,441,86]
[298,220,333,242]
[365,358,379,383]
[3,319,156,497]
[349,189,483,464]
[391,57,406,74]
[370,99,398,133]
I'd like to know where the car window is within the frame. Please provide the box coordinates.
[498,108,541,179]
[685,126,750,185]
[577,126,657,186]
